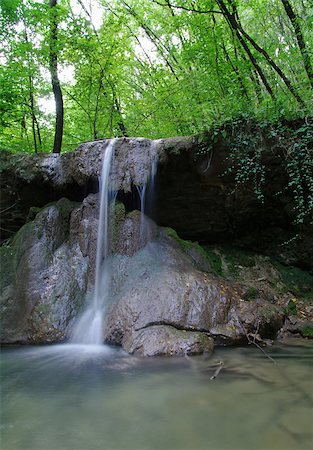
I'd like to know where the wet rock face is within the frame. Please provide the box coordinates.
[73,138,160,191]
[122,325,214,357]
[103,231,285,353]
[1,134,312,270]
[0,197,96,344]
[0,197,285,352]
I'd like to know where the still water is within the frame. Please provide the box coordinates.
[1,341,312,450]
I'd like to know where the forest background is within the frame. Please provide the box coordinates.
[0,0,312,155]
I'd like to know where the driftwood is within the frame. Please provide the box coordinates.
[210,361,224,380]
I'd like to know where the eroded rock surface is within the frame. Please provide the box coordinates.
[1,130,312,273]
[0,196,286,352]
[104,230,285,353]
[1,198,81,343]
[122,325,214,356]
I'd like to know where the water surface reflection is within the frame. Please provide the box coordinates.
[1,341,312,449]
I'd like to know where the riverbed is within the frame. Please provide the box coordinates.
[1,341,312,450]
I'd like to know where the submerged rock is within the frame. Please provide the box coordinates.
[122,325,214,356]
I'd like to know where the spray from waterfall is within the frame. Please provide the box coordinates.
[136,148,158,244]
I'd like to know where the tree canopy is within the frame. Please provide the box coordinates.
[0,0,312,153]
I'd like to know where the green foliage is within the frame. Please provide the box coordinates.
[301,323,313,338]
[195,116,313,224]
[244,287,259,301]
[0,0,312,153]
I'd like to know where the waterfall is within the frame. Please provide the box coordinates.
[136,184,147,243]
[136,144,159,244]
[71,139,117,345]
[71,138,159,346]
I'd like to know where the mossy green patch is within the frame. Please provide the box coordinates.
[244,287,259,301]
[285,299,297,315]
[301,324,313,338]
[222,247,255,272]
[165,228,223,276]
[203,249,223,276]
[273,261,313,300]
[165,227,194,251]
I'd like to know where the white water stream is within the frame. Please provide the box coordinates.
[71,139,117,345]
[71,139,158,346]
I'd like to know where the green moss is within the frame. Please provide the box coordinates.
[284,299,297,315]
[273,261,313,300]
[301,324,313,338]
[245,287,259,301]
[165,227,194,251]
[222,247,255,269]
[203,249,223,276]
[165,228,223,276]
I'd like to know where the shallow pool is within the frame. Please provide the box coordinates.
[1,341,312,449]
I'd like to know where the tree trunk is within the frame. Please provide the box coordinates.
[216,0,275,100]
[49,0,64,154]
[217,0,305,106]
[281,0,313,89]
[29,76,37,154]
[114,98,128,137]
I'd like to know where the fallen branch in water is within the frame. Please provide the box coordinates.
[210,361,224,380]
[234,310,277,364]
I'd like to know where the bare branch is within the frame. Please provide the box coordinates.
[151,0,221,14]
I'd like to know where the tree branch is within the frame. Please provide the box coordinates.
[151,0,221,14]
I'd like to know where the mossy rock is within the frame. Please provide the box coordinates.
[0,245,15,289]
[243,287,259,301]
[300,323,313,338]
[273,261,313,300]
[165,228,223,275]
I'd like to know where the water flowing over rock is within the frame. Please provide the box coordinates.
[0,194,285,351]
[1,132,312,270]
[1,126,311,352]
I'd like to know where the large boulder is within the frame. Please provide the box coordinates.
[0,196,285,352]
[0,196,97,343]
[122,325,214,357]
[0,193,158,345]
[104,229,285,353]
[0,191,93,343]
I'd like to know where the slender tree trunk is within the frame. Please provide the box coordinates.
[114,98,128,137]
[281,0,313,89]
[35,116,42,148]
[217,0,275,100]
[49,0,64,154]
[217,0,305,106]
[29,76,37,153]
[24,26,40,153]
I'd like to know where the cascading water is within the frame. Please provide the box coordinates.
[136,148,158,244]
[71,139,117,345]
[136,184,147,243]
[71,138,159,346]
